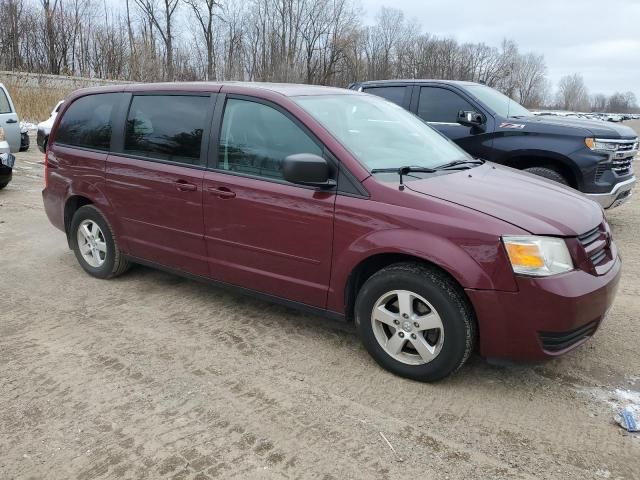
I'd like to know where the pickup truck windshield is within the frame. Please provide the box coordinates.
[465,85,531,118]
[294,94,471,172]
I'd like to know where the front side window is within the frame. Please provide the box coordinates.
[294,94,470,172]
[55,93,117,150]
[124,95,208,165]
[418,87,474,123]
[0,88,12,114]
[465,85,531,118]
[363,87,407,107]
[218,98,322,180]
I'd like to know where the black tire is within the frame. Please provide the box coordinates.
[70,205,130,279]
[0,182,8,190]
[355,263,476,382]
[524,167,568,185]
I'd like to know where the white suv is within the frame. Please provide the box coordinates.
[0,83,21,153]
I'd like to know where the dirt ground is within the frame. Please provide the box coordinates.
[1,125,639,480]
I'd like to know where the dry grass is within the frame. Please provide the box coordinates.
[3,80,72,123]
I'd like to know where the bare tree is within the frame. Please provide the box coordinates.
[557,73,590,111]
[134,0,180,80]
[184,0,221,79]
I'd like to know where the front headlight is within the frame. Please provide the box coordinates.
[502,236,573,276]
[585,137,617,152]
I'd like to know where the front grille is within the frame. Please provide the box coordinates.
[612,157,633,176]
[617,142,636,152]
[578,224,608,267]
[539,320,599,352]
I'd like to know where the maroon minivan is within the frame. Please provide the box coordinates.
[42,82,621,381]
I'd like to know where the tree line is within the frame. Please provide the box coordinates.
[0,0,637,112]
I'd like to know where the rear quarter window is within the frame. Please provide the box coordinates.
[55,93,118,151]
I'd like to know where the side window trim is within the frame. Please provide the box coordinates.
[111,92,217,169]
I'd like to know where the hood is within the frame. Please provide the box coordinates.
[406,164,602,236]
[521,115,637,139]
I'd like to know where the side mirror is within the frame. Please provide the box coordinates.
[457,110,485,128]
[282,153,336,188]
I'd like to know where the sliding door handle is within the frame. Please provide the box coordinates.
[206,186,236,199]
[174,180,197,191]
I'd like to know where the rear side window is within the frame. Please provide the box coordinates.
[218,98,322,180]
[55,94,117,150]
[124,95,208,165]
[363,86,407,106]
[418,87,474,123]
[0,88,13,114]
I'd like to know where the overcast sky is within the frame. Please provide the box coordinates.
[361,0,640,99]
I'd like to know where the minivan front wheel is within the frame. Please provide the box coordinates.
[355,263,476,382]
[70,205,130,279]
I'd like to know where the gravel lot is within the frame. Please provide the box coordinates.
[1,125,639,480]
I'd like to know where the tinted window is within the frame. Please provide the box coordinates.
[0,88,11,114]
[218,99,322,180]
[124,95,208,165]
[418,87,474,123]
[363,86,407,106]
[56,94,117,150]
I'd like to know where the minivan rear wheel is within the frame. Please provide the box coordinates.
[355,263,476,382]
[70,205,130,279]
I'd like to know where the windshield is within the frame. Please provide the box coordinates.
[465,85,530,118]
[294,94,471,172]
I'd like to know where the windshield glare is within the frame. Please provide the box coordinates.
[465,85,530,118]
[294,94,471,172]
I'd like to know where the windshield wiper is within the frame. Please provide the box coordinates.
[433,159,485,170]
[371,166,438,189]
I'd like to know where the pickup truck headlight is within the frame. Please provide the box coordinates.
[502,236,573,276]
[585,137,617,152]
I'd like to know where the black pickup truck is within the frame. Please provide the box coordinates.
[349,80,638,209]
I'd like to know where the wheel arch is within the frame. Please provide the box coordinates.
[343,252,474,323]
[501,152,581,189]
[64,195,94,246]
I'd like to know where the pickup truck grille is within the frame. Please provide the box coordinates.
[578,224,609,268]
[612,157,633,176]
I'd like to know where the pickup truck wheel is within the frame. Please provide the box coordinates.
[0,181,8,190]
[355,263,476,382]
[524,167,568,185]
[70,205,130,279]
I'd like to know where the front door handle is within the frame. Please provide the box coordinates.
[206,186,236,199]
[174,180,197,191]
[6,119,17,124]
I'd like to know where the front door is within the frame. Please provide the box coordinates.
[203,96,336,307]
[105,93,214,276]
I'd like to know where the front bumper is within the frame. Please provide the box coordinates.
[466,256,621,361]
[585,176,636,209]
